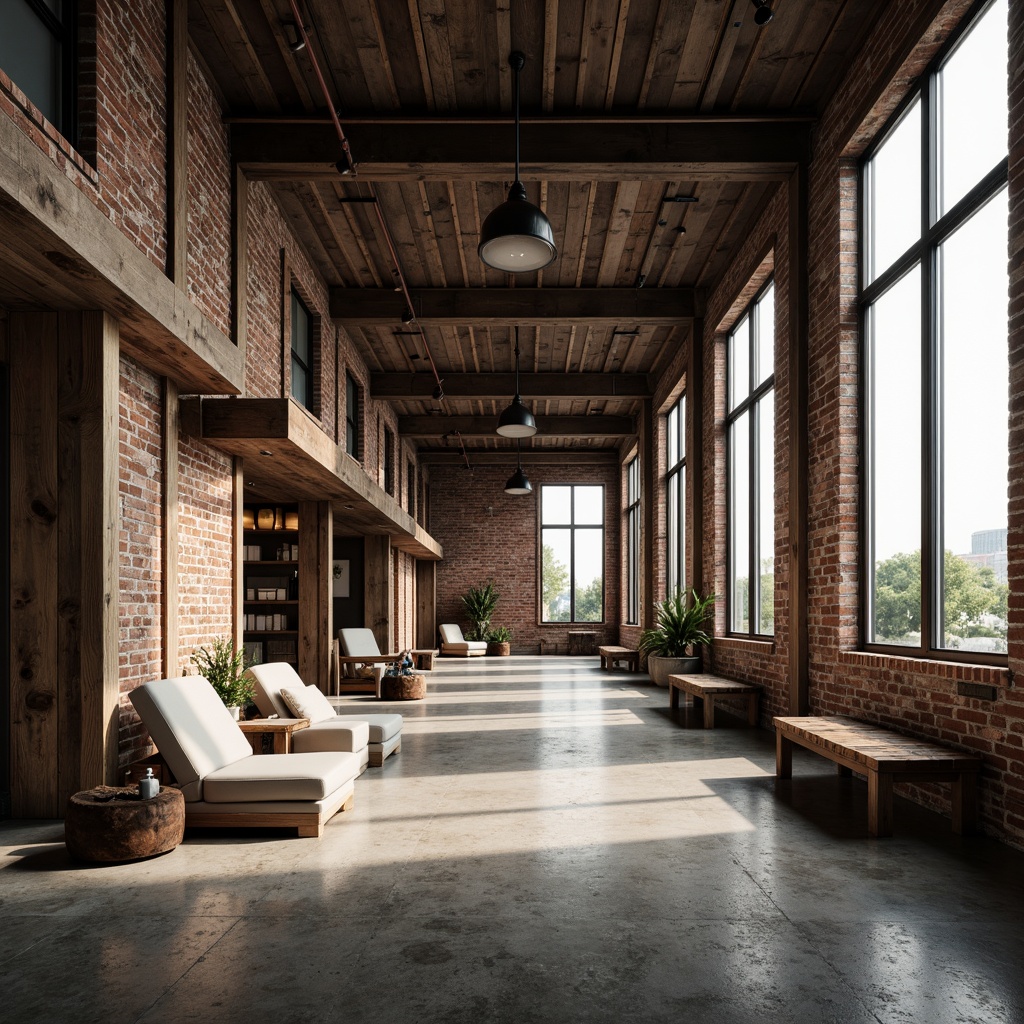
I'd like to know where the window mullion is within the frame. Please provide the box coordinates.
[923,68,938,656]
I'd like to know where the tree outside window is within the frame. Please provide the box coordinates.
[541,485,604,623]
[666,396,686,598]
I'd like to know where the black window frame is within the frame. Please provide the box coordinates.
[539,484,605,624]
[665,395,686,599]
[345,371,360,459]
[726,279,775,638]
[383,426,395,496]
[625,455,640,625]
[290,290,314,412]
[859,0,1009,665]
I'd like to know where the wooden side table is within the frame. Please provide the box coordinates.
[65,786,185,862]
[411,648,438,670]
[238,718,310,754]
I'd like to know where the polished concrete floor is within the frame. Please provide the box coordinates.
[3,655,1024,1023]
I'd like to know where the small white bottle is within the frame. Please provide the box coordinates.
[138,767,159,800]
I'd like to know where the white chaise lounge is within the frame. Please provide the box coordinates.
[248,661,403,767]
[439,622,488,657]
[129,676,361,838]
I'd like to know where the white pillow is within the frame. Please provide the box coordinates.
[279,684,336,725]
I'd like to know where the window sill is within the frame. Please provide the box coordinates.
[838,649,1009,686]
[714,636,775,654]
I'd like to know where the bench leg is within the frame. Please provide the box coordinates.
[867,771,893,837]
[702,695,715,729]
[669,684,680,710]
[776,731,793,778]
[951,773,978,836]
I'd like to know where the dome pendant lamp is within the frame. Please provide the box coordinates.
[478,51,557,273]
[497,326,537,438]
[505,438,533,495]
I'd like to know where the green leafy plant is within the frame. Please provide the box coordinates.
[487,626,513,643]
[638,590,715,659]
[190,636,255,709]
[462,580,499,640]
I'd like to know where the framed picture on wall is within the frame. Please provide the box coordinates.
[332,560,350,598]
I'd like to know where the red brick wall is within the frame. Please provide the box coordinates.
[700,0,1024,844]
[117,355,163,767]
[430,462,621,652]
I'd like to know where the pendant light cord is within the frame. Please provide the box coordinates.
[513,325,522,398]
[513,54,521,184]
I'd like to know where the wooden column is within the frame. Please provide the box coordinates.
[298,500,332,690]
[166,0,188,287]
[788,165,810,715]
[10,312,119,817]
[162,378,179,676]
[365,534,393,653]
[231,457,244,652]
[640,398,658,628]
[688,318,705,599]
[415,559,437,649]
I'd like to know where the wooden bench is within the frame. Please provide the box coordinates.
[774,716,982,837]
[598,645,639,672]
[668,673,761,728]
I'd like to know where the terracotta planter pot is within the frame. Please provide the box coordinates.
[486,641,511,656]
[646,654,701,687]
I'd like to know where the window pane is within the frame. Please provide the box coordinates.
[291,357,307,407]
[0,1,61,125]
[574,486,603,525]
[755,284,775,386]
[729,412,750,633]
[667,471,679,595]
[573,530,604,622]
[678,465,686,597]
[758,394,775,636]
[938,188,1008,653]
[728,316,750,411]
[542,486,572,525]
[666,405,678,466]
[938,0,1008,216]
[867,99,921,283]
[291,294,310,363]
[869,265,922,646]
[542,528,571,621]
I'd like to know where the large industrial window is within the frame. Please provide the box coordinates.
[666,395,686,597]
[625,457,640,625]
[862,0,1008,660]
[541,485,604,623]
[345,372,360,459]
[727,281,775,636]
[0,0,77,138]
[383,426,395,495]
[290,291,313,411]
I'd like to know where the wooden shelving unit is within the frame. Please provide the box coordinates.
[242,505,300,666]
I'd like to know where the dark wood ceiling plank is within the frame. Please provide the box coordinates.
[542,0,559,112]
[287,182,348,287]
[637,0,696,110]
[400,0,436,106]
[444,181,472,286]
[329,186,387,288]
[340,0,402,110]
[198,0,282,110]
[700,0,758,111]
[695,181,774,288]
[596,180,642,285]
[309,184,373,286]
[670,0,732,110]
[253,0,316,111]
[611,0,661,109]
[654,180,726,287]
[603,0,631,110]
[372,371,650,399]
[332,286,697,324]
[415,0,459,111]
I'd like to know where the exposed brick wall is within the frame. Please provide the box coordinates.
[117,355,163,767]
[700,0,1024,844]
[430,463,621,653]
[186,49,232,336]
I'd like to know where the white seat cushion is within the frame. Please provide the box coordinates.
[442,641,488,653]
[247,662,305,719]
[291,719,371,754]
[439,623,466,645]
[334,713,402,744]
[203,751,360,803]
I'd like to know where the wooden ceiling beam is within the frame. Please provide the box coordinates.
[399,414,635,438]
[372,371,650,400]
[418,450,620,465]
[230,117,813,181]
[331,287,699,324]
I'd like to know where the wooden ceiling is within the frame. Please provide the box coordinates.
[189,0,889,452]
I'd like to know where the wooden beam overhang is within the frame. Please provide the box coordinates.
[373,372,651,400]
[399,414,635,439]
[0,108,243,395]
[230,117,814,182]
[181,397,442,560]
[332,288,699,325]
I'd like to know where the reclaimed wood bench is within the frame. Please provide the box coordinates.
[774,716,981,837]
[598,646,640,672]
[668,673,761,728]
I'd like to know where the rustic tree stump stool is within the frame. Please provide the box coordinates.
[65,785,185,862]
[381,673,427,700]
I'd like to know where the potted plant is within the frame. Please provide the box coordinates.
[461,580,499,641]
[486,626,512,656]
[638,590,715,687]
[190,636,255,719]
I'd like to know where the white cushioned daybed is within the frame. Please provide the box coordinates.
[129,676,361,838]
[439,622,488,657]
[248,661,403,767]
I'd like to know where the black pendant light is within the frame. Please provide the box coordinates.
[478,51,557,273]
[497,326,537,437]
[505,438,533,495]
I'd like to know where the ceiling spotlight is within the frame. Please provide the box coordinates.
[401,309,415,324]
[334,159,355,176]
[259,449,273,456]
[284,20,306,52]
[496,326,537,438]
[752,0,773,25]
[433,383,445,402]
[478,52,557,273]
